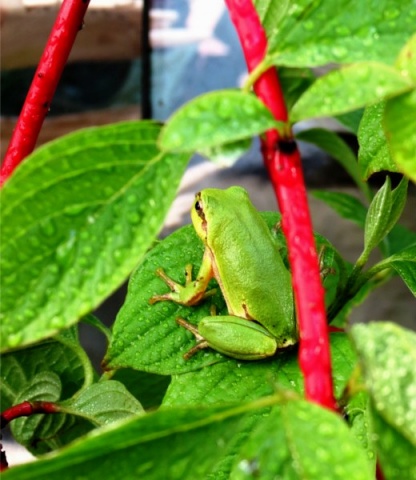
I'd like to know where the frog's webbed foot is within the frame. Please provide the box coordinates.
[149,266,216,306]
[176,317,209,359]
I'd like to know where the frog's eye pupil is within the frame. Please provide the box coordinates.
[195,201,201,211]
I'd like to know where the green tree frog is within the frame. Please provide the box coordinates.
[150,186,297,360]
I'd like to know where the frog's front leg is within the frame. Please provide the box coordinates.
[149,250,217,306]
[177,314,279,361]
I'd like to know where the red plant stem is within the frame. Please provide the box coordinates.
[225,0,336,410]
[1,401,60,429]
[0,0,90,186]
[1,401,60,471]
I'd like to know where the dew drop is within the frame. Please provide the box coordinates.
[65,204,87,216]
[335,25,350,35]
[128,212,141,224]
[127,194,138,205]
[303,19,315,31]
[40,218,56,237]
[56,232,76,266]
[51,316,66,328]
[383,7,400,20]
[3,272,17,286]
[24,309,35,320]
[331,45,348,59]
[8,332,23,348]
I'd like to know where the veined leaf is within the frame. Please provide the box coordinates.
[159,90,283,154]
[0,121,190,351]
[263,0,416,67]
[291,62,412,122]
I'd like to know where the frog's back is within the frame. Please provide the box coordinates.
[206,187,293,331]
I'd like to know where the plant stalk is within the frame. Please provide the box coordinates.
[1,0,91,186]
[225,0,336,410]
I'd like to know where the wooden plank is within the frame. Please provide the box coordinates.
[1,3,144,69]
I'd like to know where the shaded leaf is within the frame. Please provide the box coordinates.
[311,190,367,227]
[369,243,416,296]
[0,121,189,351]
[0,331,86,411]
[61,380,144,426]
[277,66,316,111]
[297,128,370,197]
[8,372,91,456]
[335,109,364,135]
[112,369,171,411]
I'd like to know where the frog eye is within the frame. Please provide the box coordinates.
[195,201,201,211]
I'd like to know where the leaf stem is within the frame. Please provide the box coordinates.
[225,0,336,410]
[0,0,90,186]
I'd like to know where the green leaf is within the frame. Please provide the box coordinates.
[60,380,144,426]
[362,177,392,260]
[368,243,416,296]
[10,371,68,454]
[264,0,416,67]
[345,392,377,473]
[396,32,416,82]
[163,360,295,407]
[358,101,398,179]
[350,322,416,447]
[0,121,189,352]
[384,89,416,182]
[311,190,367,227]
[363,177,408,261]
[1,398,277,480]
[231,401,373,480]
[291,62,412,122]
[255,0,289,37]
[371,407,416,480]
[0,332,86,411]
[158,90,282,154]
[296,128,371,198]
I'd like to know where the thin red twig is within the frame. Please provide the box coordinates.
[1,401,60,429]
[0,0,91,186]
[225,0,336,410]
[0,401,60,471]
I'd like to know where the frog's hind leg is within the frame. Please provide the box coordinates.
[176,317,210,359]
